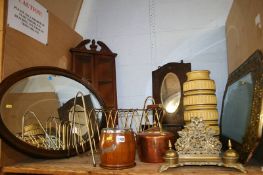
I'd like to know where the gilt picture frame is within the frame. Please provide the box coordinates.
[220,50,263,163]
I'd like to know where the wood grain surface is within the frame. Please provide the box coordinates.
[2,153,262,175]
[0,0,5,81]
[100,130,136,169]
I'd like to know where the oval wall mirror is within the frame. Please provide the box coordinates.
[160,72,181,114]
[0,66,106,158]
[220,50,263,163]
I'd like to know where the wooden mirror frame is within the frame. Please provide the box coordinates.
[0,66,106,158]
[220,50,263,163]
[152,62,191,135]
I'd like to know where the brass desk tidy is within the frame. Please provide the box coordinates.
[159,117,247,173]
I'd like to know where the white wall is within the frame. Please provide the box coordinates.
[75,0,233,114]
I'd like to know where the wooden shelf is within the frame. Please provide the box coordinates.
[2,153,262,175]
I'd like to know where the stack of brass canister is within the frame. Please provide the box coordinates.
[183,70,219,135]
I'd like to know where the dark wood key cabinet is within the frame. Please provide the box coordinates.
[70,39,118,109]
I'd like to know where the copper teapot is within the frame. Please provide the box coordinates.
[137,127,175,163]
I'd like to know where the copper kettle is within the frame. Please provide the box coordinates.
[136,127,175,163]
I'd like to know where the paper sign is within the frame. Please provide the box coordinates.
[7,0,49,45]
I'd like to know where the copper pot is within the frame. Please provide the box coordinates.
[99,128,136,169]
[137,127,174,163]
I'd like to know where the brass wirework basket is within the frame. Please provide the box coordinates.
[18,94,164,166]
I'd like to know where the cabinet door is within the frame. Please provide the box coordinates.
[94,55,117,109]
[71,53,94,84]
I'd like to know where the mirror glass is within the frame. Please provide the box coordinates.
[160,73,181,114]
[221,73,253,143]
[220,50,263,163]
[0,67,105,158]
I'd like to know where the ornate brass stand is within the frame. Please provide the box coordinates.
[159,117,247,173]
[159,160,246,173]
